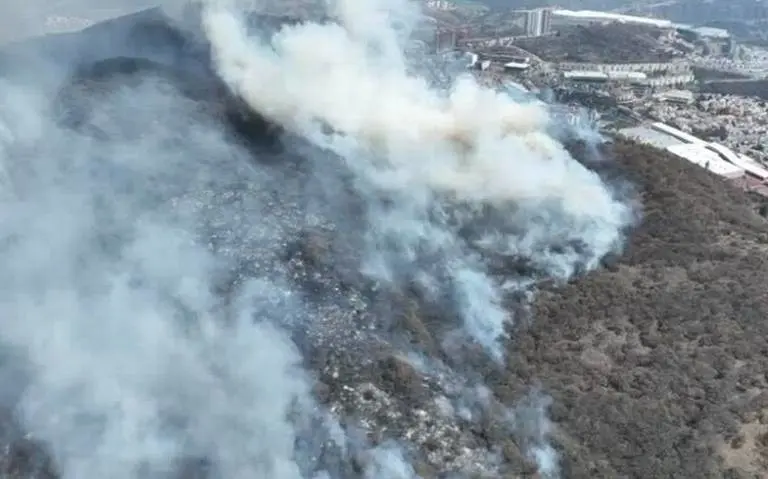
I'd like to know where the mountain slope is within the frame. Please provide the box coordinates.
[523,140,768,478]
[1,7,768,479]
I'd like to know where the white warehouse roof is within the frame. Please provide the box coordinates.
[650,122,706,145]
[563,70,609,80]
[692,26,730,39]
[666,144,745,178]
[621,121,767,180]
[658,89,695,102]
[552,9,675,28]
[733,153,768,180]
[736,153,768,180]
[705,143,768,180]
[617,125,685,149]
[607,71,647,81]
[504,61,530,69]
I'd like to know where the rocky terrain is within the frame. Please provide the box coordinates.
[0,5,768,479]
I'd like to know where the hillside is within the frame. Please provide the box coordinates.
[527,140,768,478]
[516,24,675,63]
[365,136,768,478]
[1,7,768,479]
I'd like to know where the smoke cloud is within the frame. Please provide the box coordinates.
[202,0,631,359]
[0,70,327,478]
[0,0,635,477]
[200,1,632,476]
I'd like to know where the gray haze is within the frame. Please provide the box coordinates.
[0,72,320,478]
[0,0,634,478]
[0,1,163,42]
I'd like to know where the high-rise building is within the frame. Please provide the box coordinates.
[523,9,539,36]
[541,8,552,35]
[523,8,552,37]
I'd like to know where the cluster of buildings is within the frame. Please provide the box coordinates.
[465,7,722,40]
[558,62,691,74]
[562,72,696,88]
[563,70,646,83]
[419,2,768,191]
[520,8,553,37]
[437,6,737,92]
[454,8,555,41]
[424,0,456,11]
[638,93,768,162]
[42,15,95,33]
[556,61,696,90]
[693,49,768,78]
[456,7,735,53]
[618,122,768,196]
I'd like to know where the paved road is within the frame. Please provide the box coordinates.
[610,0,681,14]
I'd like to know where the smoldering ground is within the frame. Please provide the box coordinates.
[0,1,636,478]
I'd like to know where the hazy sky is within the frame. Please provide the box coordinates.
[0,0,160,42]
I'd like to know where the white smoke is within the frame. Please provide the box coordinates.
[514,391,560,479]
[200,1,634,476]
[0,72,322,479]
[364,442,420,479]
[202,0,631,360]
[0,0,637,476]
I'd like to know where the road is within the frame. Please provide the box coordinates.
[610,0,681,14]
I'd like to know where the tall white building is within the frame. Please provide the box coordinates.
[523,8,552,37]
[542,8,552,34]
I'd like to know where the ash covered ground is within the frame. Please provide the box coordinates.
[0,2,765,479]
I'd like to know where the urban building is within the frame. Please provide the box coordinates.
[667,143,745,178]
[617,122,768,184]
[525,9,541,36]
[563,70,647,84]
[542,8,552,35]
[425,0,457,11]
[643,74,695,87]
[559,62,691,74]
[563,70,609,82]
[606,71,647,84]
[519,8,553,37]
[503,60,531,72]
[657,89,695,104]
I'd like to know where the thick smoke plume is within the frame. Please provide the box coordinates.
[0,74,323,478]
[0,0,635,477]
[0,5,419,477]
[202,0,631,360]
[200,0,632,476]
